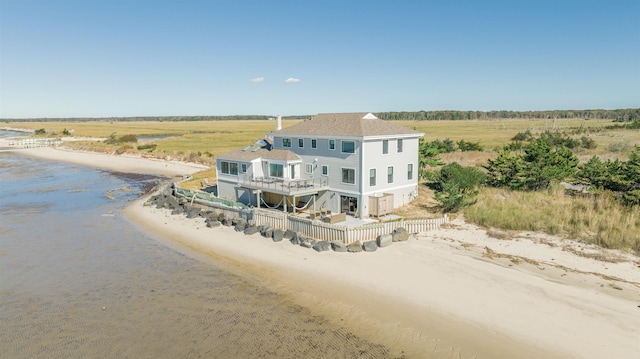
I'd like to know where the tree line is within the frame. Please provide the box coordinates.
[1,115,305,122]
[4,108,638,122]
[376,108,639,122]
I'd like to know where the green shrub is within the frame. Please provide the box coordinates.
[433,162,485,212]
[137,143,157,151]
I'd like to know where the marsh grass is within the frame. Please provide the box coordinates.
[465,185,640,252]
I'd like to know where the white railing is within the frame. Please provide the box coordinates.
[9,138,62,148]
[252,208,448,245]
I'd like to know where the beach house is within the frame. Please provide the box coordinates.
[215,112,423,219]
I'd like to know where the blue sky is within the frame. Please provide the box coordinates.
[1,0,638,118]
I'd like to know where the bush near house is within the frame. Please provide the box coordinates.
[431,163,486,213]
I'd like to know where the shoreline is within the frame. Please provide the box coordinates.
[0,138,208,178]
[6,142,640,358]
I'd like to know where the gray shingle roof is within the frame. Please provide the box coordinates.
[273,112,422,137]
[217,138,301,162]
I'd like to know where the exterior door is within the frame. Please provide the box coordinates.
[340,196,358,215]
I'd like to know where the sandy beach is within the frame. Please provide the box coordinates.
[6,141,639,358]
[0,138,208,178]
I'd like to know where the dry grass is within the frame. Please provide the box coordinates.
[4,120,302,138]
[397,118,617,150]
[465,185,640,253]
[392,185,443,219]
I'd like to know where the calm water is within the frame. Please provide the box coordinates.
[0,150,397,358]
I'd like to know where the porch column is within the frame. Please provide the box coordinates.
[292,195,296,214]
[283,195,287,213]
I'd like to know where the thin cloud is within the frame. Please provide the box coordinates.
[285,77,300,83]
[250,77,265,83]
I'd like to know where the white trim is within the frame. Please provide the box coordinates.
[362,183,417,196]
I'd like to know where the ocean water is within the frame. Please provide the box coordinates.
[0,149,396,358]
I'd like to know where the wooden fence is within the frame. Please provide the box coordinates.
[253,209,448,245]
[9,138,62,148]
[175,187,449,245]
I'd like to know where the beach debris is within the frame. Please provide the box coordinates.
[272,229,284,242]
[289,232,302,245]
[185,207,201,219]
[331,241,348,252]
[376,234,393,248]
[392,227,409,242]
[312,240,331,252]
[347,241,363,253]
[234,218,248,232]
[260,225,274,239]
[205,219,221,228]
[300,237,317,248]
[243,225,259,236]
[362,240,378,252]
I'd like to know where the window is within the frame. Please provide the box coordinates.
[408,163,413,180]
[341,141,355,154]
[269,163,283,178]
[311,139,317,149]
[282,138,291,148]
[342,168,355,184]
[369,168,376,187]
[229,162,238,175]
[298,138,304,148]
[329,139,335,150]
[240,163,247,173]
[398,139,403,153]
[387,166,394,183]
[322,165,328,176]
[383,140,388,154]
[221,161,237,175]
[305,163,313,174]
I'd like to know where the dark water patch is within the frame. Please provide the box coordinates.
[102,170,166,195]
[137,135,175,141]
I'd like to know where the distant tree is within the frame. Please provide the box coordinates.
[34,128,46,135]
[457,139,483,151]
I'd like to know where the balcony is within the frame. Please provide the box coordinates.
[238,175,329,196]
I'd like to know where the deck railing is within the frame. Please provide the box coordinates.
[237,174,329,195]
